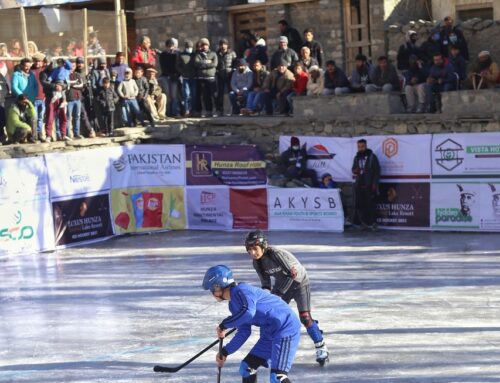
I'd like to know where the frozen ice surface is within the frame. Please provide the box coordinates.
[1,230,500,383]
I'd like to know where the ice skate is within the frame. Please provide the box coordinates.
[315,342,329,366]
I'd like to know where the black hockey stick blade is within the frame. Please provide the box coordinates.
[153,328,236,373]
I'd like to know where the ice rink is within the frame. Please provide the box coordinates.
[1,230,500,383]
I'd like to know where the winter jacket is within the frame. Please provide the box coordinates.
[40,69,58,100]
[0,73,9,104]
[117,78,139,99]
[11,70,38,102]
[270,48,299,70]
[159,50,179,78]
[6,100,35,137]
[135,76,149,99]
[404,64,428,85]
[279,147,308,174]
[428,63,456,86]
[230,67,254,92]
[263,69,295,93]
[440,26,469,60]
[449,54,467,82]
[216,49,237,75]
[110,63,129,83]
[66,71,84,102]
[90,68,110,95]
[397,42,422,71]
[282,26,303,53]
[352,149,380,189]
[97,87,119,112]
[251,68,269,90]
[176,51,196,79]
[31,67,45,100]
[323,67,350,90]
[194,50,218,80]
[246,44,268,67]
[350,63,373,89]
[292,71,309,95]
[307,70,324,95]
[299,57,318,71]
[369,63,400,90]
[49,60,72,83]
[130,46,156,70]
[303,40,323,67]
[468,62,499,89]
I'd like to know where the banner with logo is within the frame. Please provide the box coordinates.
[0,157,49,202]
[229,187,268,229]
[376,182,431,228]
[186,145,266,186]
[45,147,121,198]
[0,198,55,255]
[279,136,354,182]
[431,181,500,231]
[432,133,500,178]
[186,186,233,230]
[52,194,114,247]
[111,145,186,188]
[268,188,344,231]
[111,186,186,234]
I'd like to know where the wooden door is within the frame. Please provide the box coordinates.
[232,9,267,43]
[343,0,371,73]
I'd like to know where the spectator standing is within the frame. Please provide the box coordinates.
[97,77,119,136]
[46,81,69,141]
[241,60,268,116]
[134,66,149,116]
[111,52,129,83]
[229,59,253,115]
[270,36,299,71]
[74,56,94,137]
[299,47,319,71]
[449,45,467,87]
[278,20,303,54]
[6,94,36,144]
[467,51,499,90]
[366,56,400,93]
[49,58,72,85]
[404,55,427,113]
[117,68,145,127]
[159,38,181,117]
[130,36,156,70]
[425,53,456,113]
[440,16,469,61]
[177,40,196,117]
[31,53,46,141]
[194,38,218,117]
[216,38,237,116]
[420,31,443,66]
[350,54,372,93]
[39,61,56,142]
[397,30,421,71]
[262,60,295,116]
[66,60,84,139]
[287,63,309,115]
[90,57,110,133]
[306,65,324,96]
[0,71,9,142]
[322,60,350,95]
[235,32,250,59]
[352,139,380,230]
[145,68,167,122]
[246,34,268,67]
[303,28,323,68]
[279,136,318,187]
[12,58,38,103]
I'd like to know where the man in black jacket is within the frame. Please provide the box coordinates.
[0,72,9,143]
[397,30,421,71]
[194,38,218,117]
[352,139,380,229]
[159,38,180,117]
[279,136,318,187]
[303,28,323,68]
[215,38,236,116]
[177,40,196,117]
[440,16,469,61]
[278,20,303,54]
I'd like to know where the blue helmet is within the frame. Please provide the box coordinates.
[202,265,234,293]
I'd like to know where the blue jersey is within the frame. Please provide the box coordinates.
[220,283,300,356]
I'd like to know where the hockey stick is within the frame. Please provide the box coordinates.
[153,328,236,373]
[217,337,223,383]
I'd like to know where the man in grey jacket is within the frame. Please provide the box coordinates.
[194,38,218,117]
[229,59,253,115]
[245,230,330,366]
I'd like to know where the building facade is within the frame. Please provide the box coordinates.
[433,0,500,22]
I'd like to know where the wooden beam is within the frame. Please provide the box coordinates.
[83,8,88,75]
[19,7,29,59]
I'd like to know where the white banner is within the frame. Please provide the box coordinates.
[279,136,354,182]
[432,133,500,178]
[357,134,432,179]
[0,198,55,255]
[268,188,344,232]
[0,157,49,202]
[110,145,186,188]
[45,147,121,198]
[431,181,500,231]
[186,186,233,230]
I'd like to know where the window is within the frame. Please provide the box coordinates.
[457,7,494,21]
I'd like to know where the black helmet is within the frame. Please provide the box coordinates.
[245,230,268,250]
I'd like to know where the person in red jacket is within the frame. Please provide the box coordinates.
[130,36,156,70]
[286,62,309,115]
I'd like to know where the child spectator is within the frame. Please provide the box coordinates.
[97,77,119,136]
[307,65,324,96]
[287,62,309,115]
[145,68,167,123]
[319,173,336,189]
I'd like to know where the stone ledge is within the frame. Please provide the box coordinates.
[441,89,500,119]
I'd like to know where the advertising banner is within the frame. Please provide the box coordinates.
[111,186,186,234]
[229,187,268,229]
[52,194,114,246]
[279,136,354,182]
[358,135,432,179]
[432,133,500,178]
[431,182,500,231]
[186,186,233,230]
[0,157,49,202]
[45,147,121,198]
[268,188,344,232]
[186,145,266,186]
[111,145,185,188]
[375,182,430,228]
[0,198,55,255]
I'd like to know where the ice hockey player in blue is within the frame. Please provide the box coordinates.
[202,264,301,383]
[245,230,329,365]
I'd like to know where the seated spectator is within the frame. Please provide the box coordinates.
[229,59,253,115]
[49,58,72,85]
[350,53,372,93]
[303,28,323,68]
[262,60,295,116]
[47,81,69,141]
[307,65,324,96]
[420,31,442,66]
[12,58,38,103]
[130,36,156,70]
[270,36,299,70]
[322,60,350,96]
[425,52,456,113]
[88,31,105,56]
[449,45,467,87]
[117,68,145,127]
[97,77,119,136]
[441,16,469,61]
[278,20,303,54]
[366,56,399,93]
[320,173,336,189]
[241,60,268,116]
[279,136,317,187]
[467,51,499,90]
[397,30,421,71]
[246,34,268,67]
[299,47,318,71]
[287,63,309,115]
[404,55,427,113]
[145,68,167,123]
[6,94,36,144]
[111,52,129,83]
